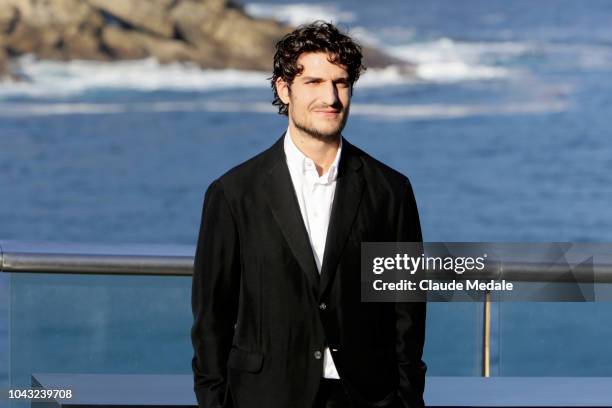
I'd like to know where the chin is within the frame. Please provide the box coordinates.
[306,127,341,142]
[293,116,345,142]
[316,121,343,135]
[315,124,342,137]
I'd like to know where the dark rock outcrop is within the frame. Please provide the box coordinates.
[0,48,7,79]
[88,0,176,38]
[0,0,409,81]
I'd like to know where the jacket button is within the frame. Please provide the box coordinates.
[319,302,327,310]
[314,350,322,360]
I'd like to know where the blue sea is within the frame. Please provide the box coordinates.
[2,0,612,394]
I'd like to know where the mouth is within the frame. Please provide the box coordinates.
[314,109,341,117]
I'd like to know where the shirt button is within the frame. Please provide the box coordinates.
[319,302,327,310]
[314,350,322,360]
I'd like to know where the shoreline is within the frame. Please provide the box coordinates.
[0,0,405,82]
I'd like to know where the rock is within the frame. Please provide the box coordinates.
[4,0,106,60]
[0,0,410,82]
[6,0,95,27]
[170,0,217,46]
[207,9,284,62]
[60,29,108,61]
[4,21,52,55]
[86,0,175,38]
[0,41,19,81]
[102,25,217,65]
[0,4,19,34]
[135,32,209,65]
[101,26,148,60]
[59,11,107,60]
[0,47,8,79]
[362,46,411,69]
[6,22,107,61]
[171,0,290,70]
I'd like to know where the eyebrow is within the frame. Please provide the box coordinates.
[300,76,350,82]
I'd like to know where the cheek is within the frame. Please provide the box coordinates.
[339,89,351,105]
[289,91,306,109]
[294,87,317,104]
[289,94,309,118]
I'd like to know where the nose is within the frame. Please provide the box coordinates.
[321,81,340,107]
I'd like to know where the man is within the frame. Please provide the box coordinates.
[191,21,426,408]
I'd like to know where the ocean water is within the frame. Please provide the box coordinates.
[2,0,612,391]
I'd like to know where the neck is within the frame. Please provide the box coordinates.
[288,122,340,176]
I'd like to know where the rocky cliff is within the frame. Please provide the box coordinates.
[0,0,404,80]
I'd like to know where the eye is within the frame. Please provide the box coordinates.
[335,80,350,88]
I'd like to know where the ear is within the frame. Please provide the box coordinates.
[275,77,291,105]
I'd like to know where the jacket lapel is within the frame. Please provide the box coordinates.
[319,139,365,299]
[261,135,365,298]
[262,136,320,293]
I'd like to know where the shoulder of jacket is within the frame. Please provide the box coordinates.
[208,139,281,195]
[349,141,410,188]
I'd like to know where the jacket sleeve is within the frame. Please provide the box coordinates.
[395,178,427,408]
[191,180,241,408]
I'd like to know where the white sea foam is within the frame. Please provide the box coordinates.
[386,38,533,82]
[0,100,273,116]
[245,3,376,52]
[0,26,543,99]
[245,2,531,82]
[0,56,270,98]
[0,55,418,99]
[358,66,419,87]
[244,3,356,26]
[0,99,567,119]
[350,100,567,119]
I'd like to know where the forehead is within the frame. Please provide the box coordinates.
[296,52,349,78]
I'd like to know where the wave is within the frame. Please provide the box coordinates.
[0,37,530,99]
[0,99,567,119]
[1,2,608,99]
[385,37,532,82]
[0,2,547,100]
[0,1,541,99]
[0,56,420,99]
[244,3,356,26]
[243,2,532,82]
[0,56,270,98]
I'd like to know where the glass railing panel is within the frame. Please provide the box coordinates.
[8,272,193,401]
[494,296,612,376]
[6,273,483,398]
[424,302,483,376]
[1,272,9,392]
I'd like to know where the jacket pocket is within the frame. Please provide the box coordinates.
[227,346,264,373]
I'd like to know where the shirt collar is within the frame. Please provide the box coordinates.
[283,127,342,184]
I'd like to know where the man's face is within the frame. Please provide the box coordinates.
[276,52,352,142]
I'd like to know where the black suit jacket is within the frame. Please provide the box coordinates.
[191,134,426,408]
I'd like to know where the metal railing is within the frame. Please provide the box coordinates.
[4,240,612,280]
[3,239,612,378]
[0,240,194,276]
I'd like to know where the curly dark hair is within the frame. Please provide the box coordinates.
[270,21,366,116]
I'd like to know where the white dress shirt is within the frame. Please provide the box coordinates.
[283,128,342,379]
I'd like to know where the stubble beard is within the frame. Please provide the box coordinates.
[291,106,350,143]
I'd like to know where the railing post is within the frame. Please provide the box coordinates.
[482,290,491,377]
